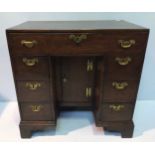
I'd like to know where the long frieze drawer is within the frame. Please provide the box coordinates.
[103,80,139,102]
[8,32,148,56]
[16,81,50,102]
[102,103,134,121]
[106,52,144,80]
[12,57,50,80]
[8,33,110,55]
[20,102,55,121]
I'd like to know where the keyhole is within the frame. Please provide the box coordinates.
[63,77,67,83]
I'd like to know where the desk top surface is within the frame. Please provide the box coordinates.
[7,20,148,32]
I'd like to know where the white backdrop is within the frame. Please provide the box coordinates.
[0,12,154,101]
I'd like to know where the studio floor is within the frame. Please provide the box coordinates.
[0,101,155,142]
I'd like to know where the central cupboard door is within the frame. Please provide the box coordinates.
[54,57,96,108]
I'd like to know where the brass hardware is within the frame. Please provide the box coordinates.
[69,34,87,44]
[109,104,125,111]
[87,60,93,71]
[112,82,128,90]
[30,105,42,112]
[63,78,67,83]
[118,40,135,49]
[22,58,39,66]
[115,57,132,66]
[21,40,37,48]
[86,87,92,97]
[25,82,41,90]
[86,88,89,97]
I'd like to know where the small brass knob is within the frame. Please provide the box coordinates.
[62,78,68,83]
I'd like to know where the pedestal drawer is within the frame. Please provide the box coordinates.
[110,32,148,52]
[16,81,50,102]
[20,102,55,121]
[102,103,134,121]
[103,80,139,102]
[106,52,144,80]
[12,57,50,80]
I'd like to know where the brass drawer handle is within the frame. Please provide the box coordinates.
[30,105,42,112]
[86,87,92,97]
[22,58,38,66]
[115,57,132,66]
[109,104,125,111]
[87,59,93,71]
[69,34,87,44]
[21,40,37,48]
[112,82,128,90]
[118,40,135,49]
[25,82,41,90]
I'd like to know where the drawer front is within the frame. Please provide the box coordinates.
[8,32,148,56]
[16,81,50,102]
[8,33,109,55]
[110,32,148,52]
[103,80,139,102]
[8,33,48,56]
[20,102,54,121]
[106,52,144,80]
[12,57,49,80]
[102,103,134,121]
[47,33,109,55]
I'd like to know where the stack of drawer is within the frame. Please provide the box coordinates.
[11,49,55,122]
[101,33,148,131]
[13,56,54,121]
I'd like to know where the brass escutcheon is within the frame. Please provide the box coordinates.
[69,34,87,44]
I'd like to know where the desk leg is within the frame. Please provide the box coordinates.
[103,121,134,138]
[19,121,56,138]
[20,125,32,138]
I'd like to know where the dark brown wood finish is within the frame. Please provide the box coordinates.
[55,57,96,107]
[8,32,148,56]
[12,56,50,80]
[6,20,149,138]
[16,81,50,102]
[20,102,55,121]
[103,80,139,102]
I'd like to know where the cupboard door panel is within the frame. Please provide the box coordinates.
[55,57,96,107]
